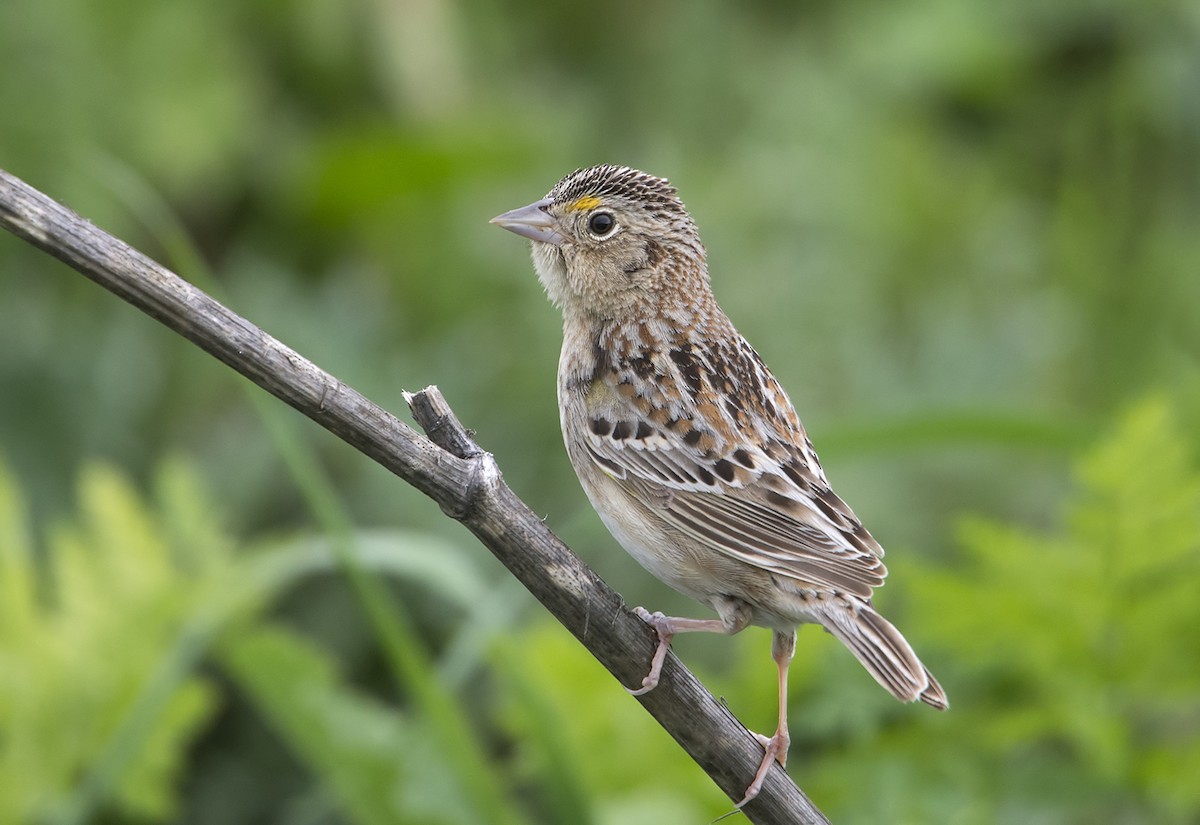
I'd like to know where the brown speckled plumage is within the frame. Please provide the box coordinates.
[493,165,946,806]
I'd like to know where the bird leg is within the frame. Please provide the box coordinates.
[627,597,751,695]
[737,629,796,808]
[626,608,728,695]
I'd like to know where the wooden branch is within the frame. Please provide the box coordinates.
[0,168,830,825]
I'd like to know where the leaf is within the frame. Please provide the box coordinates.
[492,621,727,823]
[246,529,492,611]
[0,459,222,824]
[115,679,218,819]
[219,624,474,825]
[889,396,1200,821]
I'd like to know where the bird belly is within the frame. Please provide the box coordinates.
[573,458,801,631]
[570,460,698,590]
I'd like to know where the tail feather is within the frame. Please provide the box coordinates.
[820,602,949,711]
[919,665,948,710]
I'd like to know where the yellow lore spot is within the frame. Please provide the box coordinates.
[568,195,602,212]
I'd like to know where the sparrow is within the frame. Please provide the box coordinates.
[492,164,946,806]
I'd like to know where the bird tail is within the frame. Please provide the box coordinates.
[820,601,948,710]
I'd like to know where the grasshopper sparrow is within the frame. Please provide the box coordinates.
[492,165,947,806]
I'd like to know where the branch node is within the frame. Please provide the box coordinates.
[441,449,501,521]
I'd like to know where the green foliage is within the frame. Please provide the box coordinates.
[493,624,729,825]
[0,460,221,824]
[0,456,527,824]
[220,624,474,825]
[827,397,1200,824]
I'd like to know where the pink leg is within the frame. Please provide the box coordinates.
[626,600,750,696]
[737,629,796,808]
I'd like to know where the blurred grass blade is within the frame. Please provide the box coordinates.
[220,624,477,825]
[437,578,526,690]
[491,639,594,825]
[249,529,493,611]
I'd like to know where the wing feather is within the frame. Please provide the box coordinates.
[580,334,886,598]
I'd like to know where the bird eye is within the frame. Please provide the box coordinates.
[587,211,616,237]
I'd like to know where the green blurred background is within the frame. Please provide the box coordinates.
[1,1,1198,823]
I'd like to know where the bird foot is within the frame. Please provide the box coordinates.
[626,607,674,696]
[736,728,790,808]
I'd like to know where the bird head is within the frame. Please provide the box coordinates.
[492,165,708,319]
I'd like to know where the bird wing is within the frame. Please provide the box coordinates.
[580,335,886,599]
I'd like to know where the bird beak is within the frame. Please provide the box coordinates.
[490,198,566,246]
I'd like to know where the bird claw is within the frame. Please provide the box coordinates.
[626,677,658,696]
[735,729,790,808]
[632,606,668,627]
[626,607,674,695]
